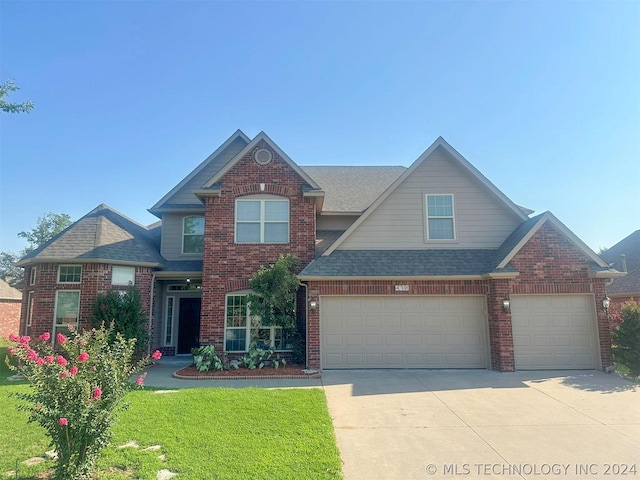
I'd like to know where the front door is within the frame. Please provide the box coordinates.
[177,298,201,354]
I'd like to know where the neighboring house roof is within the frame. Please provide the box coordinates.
[301,166,407,213]
[601,230,640,296]
[0,279,21,300]
[323,137,531,256]
[16,204,164,268]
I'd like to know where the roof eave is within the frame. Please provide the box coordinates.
[298,274,486,281]
[15,257,163,268]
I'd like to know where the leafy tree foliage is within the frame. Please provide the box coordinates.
[247,255,301,331]
[247,255,306,363]
[91,288,149,355]
[612,302,640,377]
[19,212,72,253]
[0,79,34,114]
[0,212,73,286]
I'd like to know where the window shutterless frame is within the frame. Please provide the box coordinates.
[235,198,289,244]
[182,215,205,254]
[58,265,82,284]
[425,194,456,241]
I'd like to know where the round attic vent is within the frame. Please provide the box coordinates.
[254,148,273,166]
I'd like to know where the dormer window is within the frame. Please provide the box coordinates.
[235,197,289,244]
[183,216,204,254]
[426,194,455,240]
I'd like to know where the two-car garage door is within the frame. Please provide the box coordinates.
[321,296,489,369]
[320,294,600,370]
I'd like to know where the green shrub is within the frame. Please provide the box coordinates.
[5,326,161,479]
[612,302,640,377]
[92,288,148,355]
[191,345,233,372]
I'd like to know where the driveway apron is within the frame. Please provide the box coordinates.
[321,370,640,480]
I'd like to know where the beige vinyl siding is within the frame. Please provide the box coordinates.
[338,149,522,250]
[161,213,204,260]
[169,136,247,205]
[316,215,358,231]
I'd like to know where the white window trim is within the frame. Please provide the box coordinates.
[224,293,289,352]
[182,215,205,254]
[57,265,82,284]
[26,291,34,327]
[29,267,36,286]
[235,197,290,244]
[164,296,175,346]
[112,266,136,286]
[425,194,457,241]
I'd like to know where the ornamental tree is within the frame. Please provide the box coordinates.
[5,326,161,480]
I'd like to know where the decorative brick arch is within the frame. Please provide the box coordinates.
[231,183,297,198]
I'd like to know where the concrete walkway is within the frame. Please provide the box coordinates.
[143,360,639,480]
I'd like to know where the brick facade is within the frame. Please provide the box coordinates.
[199,142,316,353]
[19,264,153,342]
[0,300,21,338]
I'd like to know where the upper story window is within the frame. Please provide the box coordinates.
[235,198,289,244]
[426,194,455,240]
[112,266,135,286]
[29,267,37,285]
[183,216,204,254]
[58,265,82,284]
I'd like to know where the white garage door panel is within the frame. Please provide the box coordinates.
[511,295,598,370]
[321,296,488,369]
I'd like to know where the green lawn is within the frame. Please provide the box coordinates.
[0,343,343,479]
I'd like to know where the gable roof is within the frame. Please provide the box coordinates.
[300,166,406,213]
[601,230,640,295]
[323,137,530,255]
[149,129,250,215]
[16,204,164,267]
[202,131,321,190]
[0,279,21,300]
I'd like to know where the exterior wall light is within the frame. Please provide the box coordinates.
[502,296,511,314]
[309,300,317,311]
[602,296,611,313]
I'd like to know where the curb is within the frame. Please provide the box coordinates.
[172,370,322,380]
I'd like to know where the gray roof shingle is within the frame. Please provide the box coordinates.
[17,204,164,267]
[301,166,406,212]
[299,249,500,277]
[601,230,640,295]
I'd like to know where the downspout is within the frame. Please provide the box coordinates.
[148,272,156,356]
[299,282,309,368]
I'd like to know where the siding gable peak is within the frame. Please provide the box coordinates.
[323,137,529,255]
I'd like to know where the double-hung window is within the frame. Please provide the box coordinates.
[235,198,289,243]
[53,290,80,342]
[224,294,288,352]
[426,194,455,240]
[183,216,204,253]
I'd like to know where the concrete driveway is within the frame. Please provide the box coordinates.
[321,370,640,480]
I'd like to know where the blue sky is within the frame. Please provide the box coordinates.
[1,1,638,254]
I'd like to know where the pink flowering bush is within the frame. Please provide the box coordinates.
[5,325,161,480]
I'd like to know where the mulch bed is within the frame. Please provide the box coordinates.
[173,364,321,380]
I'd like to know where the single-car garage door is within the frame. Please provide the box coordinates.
[511,295,599,370]
[321,296,488,369]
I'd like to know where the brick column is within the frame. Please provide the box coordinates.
[593,279,613,369]
[306,287,320,369]
[487,278,515,372]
